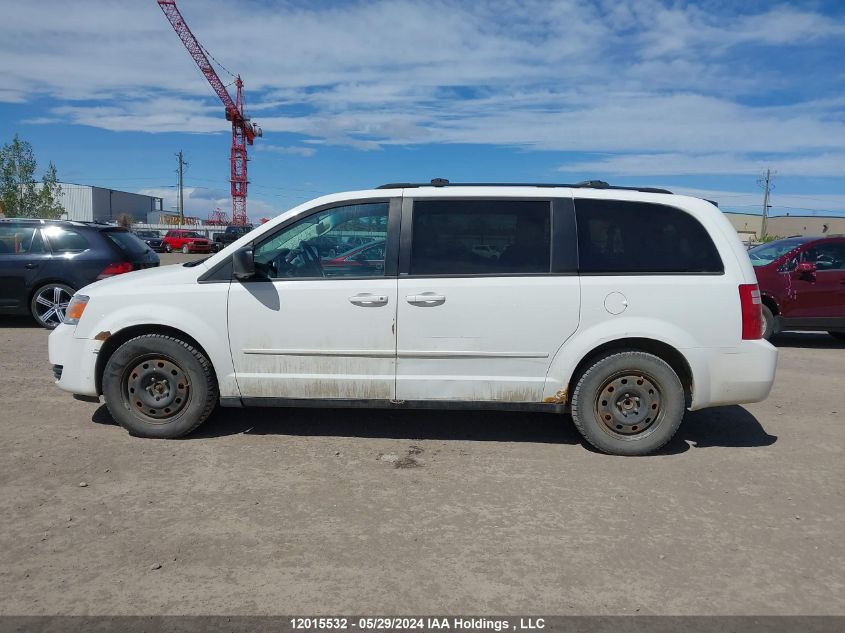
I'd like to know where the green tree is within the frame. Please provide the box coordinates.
[0,134,64,219]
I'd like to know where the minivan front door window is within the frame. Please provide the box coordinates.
[254,202,389,279]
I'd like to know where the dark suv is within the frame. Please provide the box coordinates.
[0,219,159,328]
[213,224,254,252]
[749,235,845,340]
[133,229,165,252]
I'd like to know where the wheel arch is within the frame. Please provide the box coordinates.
[27,278,76,303]
[760,292,780,316]
[95,324,217,395]
[566,338,694,406]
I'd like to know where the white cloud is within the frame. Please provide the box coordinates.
[560,152,845,178]
[137,186,279,222]
[3,0,844,177]
[256,144,316,157]
[671,186,845,216]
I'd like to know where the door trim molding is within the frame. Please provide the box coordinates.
[242,348,395,358]
[397,350,549,359]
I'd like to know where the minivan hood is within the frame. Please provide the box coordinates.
[79,260,208,296]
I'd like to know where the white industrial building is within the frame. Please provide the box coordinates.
[57,182,163,224]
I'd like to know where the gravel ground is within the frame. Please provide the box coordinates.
[0,253,843,615]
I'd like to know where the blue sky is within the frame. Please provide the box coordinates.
[1,0,844,221]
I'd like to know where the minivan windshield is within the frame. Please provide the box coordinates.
[748,237,810,266]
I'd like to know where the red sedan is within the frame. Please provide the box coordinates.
[322,239,386,275]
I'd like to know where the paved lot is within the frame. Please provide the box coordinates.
[1,253,843,615]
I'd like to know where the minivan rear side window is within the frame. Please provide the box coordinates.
[575,199,723,274]
[409,199,551,275]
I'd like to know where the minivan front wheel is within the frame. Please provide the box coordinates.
[102,334,217,438]
[570,351,685,456]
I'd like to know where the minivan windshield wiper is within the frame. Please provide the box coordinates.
[183,257,210,268]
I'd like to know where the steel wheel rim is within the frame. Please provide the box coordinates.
[34,286,72,327]
[595,372,662,439]
[124,357,191,423]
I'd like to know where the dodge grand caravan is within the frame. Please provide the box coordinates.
[48,181,778,455]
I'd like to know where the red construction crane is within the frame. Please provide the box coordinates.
[157,0,262,226]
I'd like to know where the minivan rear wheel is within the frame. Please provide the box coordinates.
[761,304,775,340]
[570,351,685,456]
[30,282,74,329]
[102,334,217,438]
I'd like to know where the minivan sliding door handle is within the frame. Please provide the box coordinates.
[406,294,446,305]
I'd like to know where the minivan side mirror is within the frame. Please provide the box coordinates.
[232,246,255,280]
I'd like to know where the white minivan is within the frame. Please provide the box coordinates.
[49,181,778,455]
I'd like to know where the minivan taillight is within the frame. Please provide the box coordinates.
[739,283,763,340]
[97,262,133,280]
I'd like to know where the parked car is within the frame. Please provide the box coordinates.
[133,229,165,252]
[749,235,845,340]
[0,219,158,328]
[49,180,777,455]
[213,224,254,252]
[162,229,212,254]
[321,239,386,275]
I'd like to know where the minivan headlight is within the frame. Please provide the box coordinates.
[64,295,89,325]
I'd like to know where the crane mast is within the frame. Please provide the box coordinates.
[157,0,261,225]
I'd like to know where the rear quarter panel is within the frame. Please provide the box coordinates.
[543,192,750,408]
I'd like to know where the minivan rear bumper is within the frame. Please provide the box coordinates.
[688,339,778,410]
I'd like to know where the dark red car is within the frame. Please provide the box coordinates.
[749,235,845,340]
[162,229,213,254]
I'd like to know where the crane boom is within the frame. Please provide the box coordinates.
[157,0,261,225]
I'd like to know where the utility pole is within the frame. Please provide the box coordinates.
[176,150,188,227]
[758,168,774,239]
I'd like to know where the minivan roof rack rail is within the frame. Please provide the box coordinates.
[376,179,672,194]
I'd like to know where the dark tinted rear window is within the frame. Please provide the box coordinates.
[575,199,723,274]
[410,199,551,275]
[102,229,149,256]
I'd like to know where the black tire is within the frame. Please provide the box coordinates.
[761,304,775,340]
[829,331,845,342]
[165,243,172,253]
[30,282,75,329]
[102,334,217,439]
[182,244,190,254]
[570,351,685,456]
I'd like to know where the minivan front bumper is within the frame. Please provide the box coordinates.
[48,324,102,398]
[687,339,778,410]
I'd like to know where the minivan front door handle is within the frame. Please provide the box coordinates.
[406,293,446,305]
[24,263,39,269]
[348,293,388,307]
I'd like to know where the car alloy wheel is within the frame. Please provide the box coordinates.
[31,283,74,329]
[182,244,190,254]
